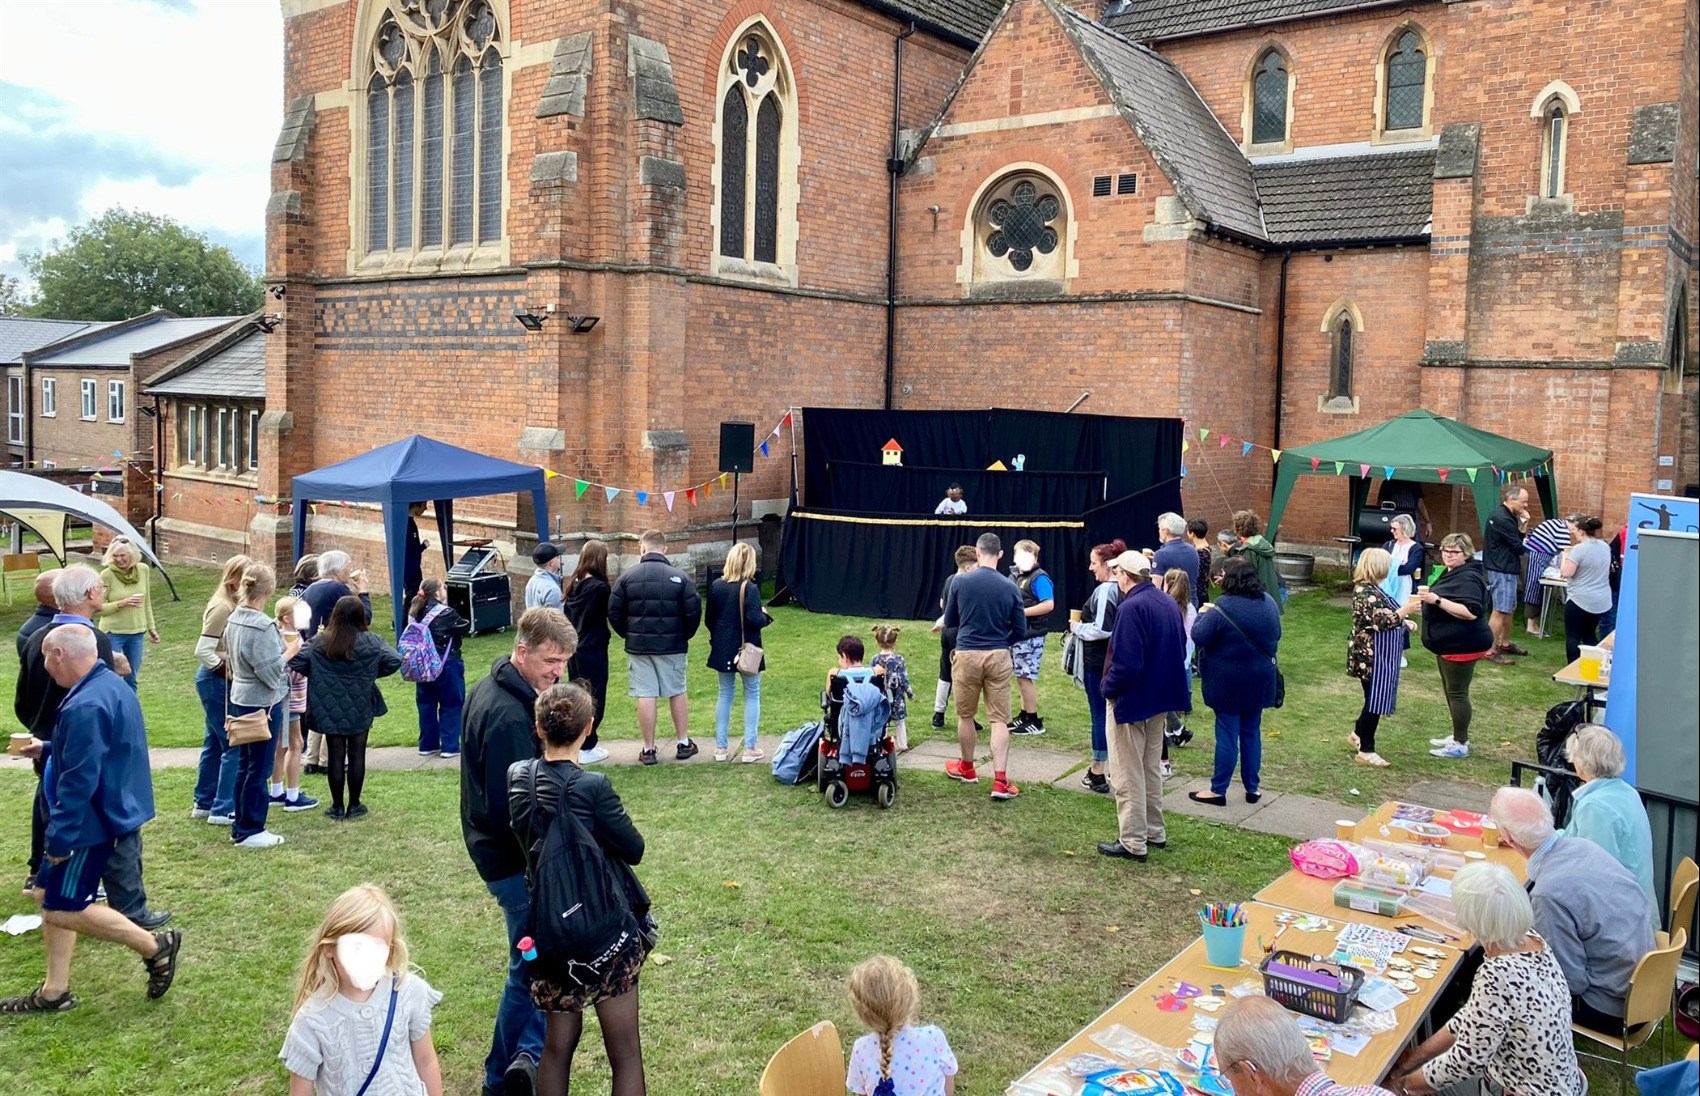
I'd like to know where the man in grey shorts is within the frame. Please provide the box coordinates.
[1482,484,1530,665]
[608,529,702,765]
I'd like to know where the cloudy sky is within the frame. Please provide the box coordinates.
[0,0,282,288]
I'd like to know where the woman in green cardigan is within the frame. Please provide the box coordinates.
[98,537,159,690]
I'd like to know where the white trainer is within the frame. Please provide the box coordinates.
[236,831,286,849]
[579,746,611,764]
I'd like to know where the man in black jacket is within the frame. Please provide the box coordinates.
[460,607,575,1096]
[1483,484,1530,664]
[607,529,702,766]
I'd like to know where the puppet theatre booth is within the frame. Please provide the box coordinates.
[0,469,180,598]
[778,408,1184,621]
[1264,409,1557,545]
[291,435,550,637]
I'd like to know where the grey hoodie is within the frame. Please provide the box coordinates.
[223,605,288,708]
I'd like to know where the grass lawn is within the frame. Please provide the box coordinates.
[0,563,1612,1094]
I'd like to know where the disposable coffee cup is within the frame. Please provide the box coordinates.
[8,733,32,756]
[1069,609,1083,623]
[1417,585,1430,597]
[1480,819,1501,847]
[1335,819,1357,840]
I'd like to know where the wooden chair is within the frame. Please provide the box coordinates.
[1573,927,1686,1095]
[759,1020,844,1096]
[2,552,41,605]
[1660,858,1697,1058]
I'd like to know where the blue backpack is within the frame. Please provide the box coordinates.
[771,722,823,785]
[398,605,448,683]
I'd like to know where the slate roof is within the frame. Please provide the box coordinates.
[144,320,264,399]
[861,0,1005,44]
[1107,0,1413,42]
[1055,3,1267,241]
[0,318,97,366]
[1254,147,1435,244]
[27,314,238,366]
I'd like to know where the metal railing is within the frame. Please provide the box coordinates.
[1511,759,1699,961]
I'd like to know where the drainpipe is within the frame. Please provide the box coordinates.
[1271,249,1292,458]
[151,394,164,555]
[884,22,915,411]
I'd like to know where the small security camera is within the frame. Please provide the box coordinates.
[269,284,286,300]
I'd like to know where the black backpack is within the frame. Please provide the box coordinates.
[522,764,638,982]
[1535,701,1586,828]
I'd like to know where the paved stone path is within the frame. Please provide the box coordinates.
[0,732,1498,846]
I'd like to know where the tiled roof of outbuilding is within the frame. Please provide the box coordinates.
[0,318,97,366]
[1056,3,1267,241]
[144,319,264,399]
[862,0,1006,44]
[1106,0,1414,42]
[1253,147,1435,244]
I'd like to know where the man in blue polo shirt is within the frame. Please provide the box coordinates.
[1,625,179,1013]
[941,533,1027,800]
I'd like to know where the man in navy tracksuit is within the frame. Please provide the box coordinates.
[1,625,179,1013]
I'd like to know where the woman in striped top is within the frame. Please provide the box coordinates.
[1522,516,1569,636]
[1347,548,1418,768]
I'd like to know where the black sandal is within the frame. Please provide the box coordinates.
[0,985,78,1013]
[144,929,181,1000]
[1187,791,1228,806]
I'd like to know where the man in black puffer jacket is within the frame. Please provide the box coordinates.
[608,529,702,766]
[459,607,575,1096]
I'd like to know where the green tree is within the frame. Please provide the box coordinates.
[23,208,263,321]
[0,274,27,316]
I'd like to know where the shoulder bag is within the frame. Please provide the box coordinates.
[224,655,273,746]
[1210,603,1285,709]
[352,974,400,1096]
[734,580,764,674]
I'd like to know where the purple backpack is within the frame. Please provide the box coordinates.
[399,605,448,683]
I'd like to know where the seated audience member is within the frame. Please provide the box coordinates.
[1391,862,1585,1096]
[1561,723,1657,913]
[1490,785,1653,1032]
[1216,996,1393,1096]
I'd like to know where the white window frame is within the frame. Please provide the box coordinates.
[216,408,232,469]
[183,403,203,467]
[40,378,56,418]
[6,376,23,444]
[80,379,97,421]
[107,379,126,423]
[247,409,261,471]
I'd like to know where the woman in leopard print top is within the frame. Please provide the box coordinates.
[1391,862,1584,1096]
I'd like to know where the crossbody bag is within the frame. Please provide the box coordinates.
[1210,603,1285,709]
[352,974,400,1096]
[734,580,764,674]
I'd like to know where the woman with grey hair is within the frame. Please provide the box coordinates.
[1562,723,1656,910]
[1217,996,1392,1095]
[1390,862,1584,1096]
[1380,513,1424,605]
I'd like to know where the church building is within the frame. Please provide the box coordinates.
[226,0,1696,582]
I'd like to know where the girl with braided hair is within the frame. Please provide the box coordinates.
[846,956,957,1095]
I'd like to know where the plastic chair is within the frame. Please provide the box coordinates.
[1573,928,1687,1096]
[758,1020,843,1096]
[2,552,41,605]
[1661,858,1696,1058]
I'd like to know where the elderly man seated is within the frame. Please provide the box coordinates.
[1561,723,1657,912]
[1490,785,1654,1033]
[1216,996,1394,1096]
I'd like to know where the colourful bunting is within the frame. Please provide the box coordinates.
[1437,468,1449,483]
[635,491,649,506]
[686,488,697,506]
[1182,440,1190,453]
[605,486,619,502]
[1359,464,1371,477]
[759,440,770,457]
[544,469,560,479]
[1334,462,1346,476]
[1383,466,1395,479]
[1271,449,1281,463]
[1464,467,1478,482]
[1241,442,1253,457]
[1310,457,1321,471]
[1219,435,1230,448]
[1179,463,1187,478]
[719,474,729,488]
[663,491,675,511]
[703,480,712,499]
[782,411,793,427]
[574,479,589,499]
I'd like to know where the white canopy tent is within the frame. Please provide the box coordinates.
[0,470,178,599]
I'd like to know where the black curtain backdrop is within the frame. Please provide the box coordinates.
[824,461,1107,515]
[801,407,1182,508]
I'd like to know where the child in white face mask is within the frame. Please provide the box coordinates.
[269,596,318,814]
[283,884,443,1096]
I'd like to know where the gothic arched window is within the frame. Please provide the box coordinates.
[714,24,798,279]
[1541,101,1568,199]
[1383,30,1427,132]
[1331,314,1355,399]
[363,0,504,264]
[1251,49,1290,146]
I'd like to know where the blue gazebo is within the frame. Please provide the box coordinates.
[291,435,550,636]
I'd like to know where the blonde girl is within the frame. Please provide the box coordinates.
[1159,569,1197,776]
[847,956,957,1096]
[269,596,318,814]
[870,626,915,752]
[191,553,252,824]
[283,885,443,1096]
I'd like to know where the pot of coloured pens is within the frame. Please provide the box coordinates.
[1199,902,1248,967]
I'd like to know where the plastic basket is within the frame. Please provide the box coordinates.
[1258,951,1364,1022]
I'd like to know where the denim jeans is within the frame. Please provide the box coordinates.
[484,873,545,1088]
[229,700,284,842]
[192,667,238,817]
[714,670,761,750]
[1084,669,1109,763]
[415,656,466,755]
[1210,708,1264,796]
[110,631,145,690]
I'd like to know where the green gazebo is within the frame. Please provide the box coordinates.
[1265,409,1558,541]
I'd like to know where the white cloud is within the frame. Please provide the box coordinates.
[0,0,283,282]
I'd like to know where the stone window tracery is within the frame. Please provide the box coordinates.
[966,171,1072,292]
[1251,49,1290,146]
[1383,31,1427,132]
[713,23,799,282]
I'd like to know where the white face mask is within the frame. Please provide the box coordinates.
[335,932,391,992]
[1014,551,1036,572]
[291,602,312,631]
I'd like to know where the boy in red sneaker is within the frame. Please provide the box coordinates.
[939,534,1027,800]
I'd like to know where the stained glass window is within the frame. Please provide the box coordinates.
[754,97,781,264]
[1332,316,1355,398]
[1385,31,1426,131]
[1252,50,1288,144]
[719,86,747,259]
[363,1,503,259]
[983,177,1061,274]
